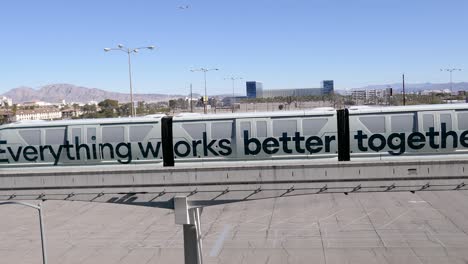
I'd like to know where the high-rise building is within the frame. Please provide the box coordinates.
[246,81,263,98]
[262,88,322,98]
[321,80,334,95]
[245,80,334,98]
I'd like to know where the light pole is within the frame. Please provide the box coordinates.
[191,68,219,114]
[0,201,47,264]
[224,77,243,113]
[104,44,156,117]
[440,68,462,103]
[402,73,406,106]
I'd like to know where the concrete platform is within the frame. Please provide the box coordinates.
[2,191,468,263]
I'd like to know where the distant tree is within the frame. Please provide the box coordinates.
[169,100,177,109]
[12,104,17,115]
[98,99,119,118]
[82,104,97,115]
[176,98,188,109]
[118,103,132,117]
[136,101,146,115]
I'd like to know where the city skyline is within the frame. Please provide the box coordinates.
[1,0,467,96]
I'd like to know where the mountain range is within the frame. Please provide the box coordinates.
[349,82,468,93]
[0,84,187,104]
[2,82,468,104]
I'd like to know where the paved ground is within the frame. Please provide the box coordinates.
[2,191,468,264]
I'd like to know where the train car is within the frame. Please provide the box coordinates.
[0,116,164,167]
[171,108,338,163]
[348,104,468,160]
[1,104,468,168]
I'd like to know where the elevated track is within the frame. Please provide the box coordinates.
[1,158,467,208]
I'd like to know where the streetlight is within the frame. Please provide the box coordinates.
[440,68,462,103]
[0,201,47,264]
[104,44,156,117]
[224,77,243,113]
[191,68,219,114]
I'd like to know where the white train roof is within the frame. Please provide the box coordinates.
[348,103,468,114]
[0,115,165,129]
[172,109,336,121]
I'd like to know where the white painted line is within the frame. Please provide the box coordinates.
[424,226,447,248]
[341,209,378,229]
[319,209,346,221]
[209,224,232,257]
[408,200,427,204]
[380,209,412,228]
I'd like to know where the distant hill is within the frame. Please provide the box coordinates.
[353,82,468,93]
[1,84,187,104]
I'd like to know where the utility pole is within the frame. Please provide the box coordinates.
[191,68,219,114]
[224,76,243,113]
[402,74,406,106]
[441,68,462,103]
[104,44,156,117]
[190,83,193,113]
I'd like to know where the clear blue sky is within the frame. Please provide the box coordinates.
[1,0,467,96]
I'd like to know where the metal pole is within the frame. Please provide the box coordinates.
[190,83,193,113]
[127,49,135,117]
[105,45,155,117]
[402,74,406,106]
[0,201,48,264]
[232,79,235,113]
[191,68,218,114]
[450,70,453,103]
[441,68,462,104]
[203,70,207,114]
[38,203,48,264]
[174,197,203,264]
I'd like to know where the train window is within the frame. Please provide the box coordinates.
[102,126,124,143]
[273,120,297,137]
[46,128,65,145]
[87,128,96,143]
[359,116,385,133]
[130,125,152,141]
[19,130,41,145]
[423,114,434,131]
[72,128,81,144]
[182,123,206,139]
[303,119,327,135]
[211,122,232,139]
[257,121,267,137]
[391,115,416,132]
[440,114,452,130]
[240,121,251,138]
[458,112,468,130]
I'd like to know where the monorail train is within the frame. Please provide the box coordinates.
[1,104,468,167]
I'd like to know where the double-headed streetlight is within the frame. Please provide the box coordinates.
[104,44,156,117]
[191,68,219,114]
[224,76,243,113]
[440,68,462,102]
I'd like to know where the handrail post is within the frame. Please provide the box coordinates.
[174,196,203,264]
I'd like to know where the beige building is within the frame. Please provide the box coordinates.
[0,96,12,107]
[61,109,83,119]
[13,108,62,121]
